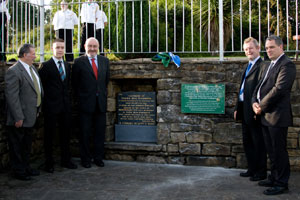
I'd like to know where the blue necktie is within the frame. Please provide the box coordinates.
[239,62,252,97]
[58,61,65,81]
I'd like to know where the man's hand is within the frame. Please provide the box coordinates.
[15,120,23,128]
[252,102,262,115]
[234,111,237,120]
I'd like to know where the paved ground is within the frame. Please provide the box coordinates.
[0,160,300,200]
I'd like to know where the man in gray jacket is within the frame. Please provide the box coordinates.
[5,44,43,181]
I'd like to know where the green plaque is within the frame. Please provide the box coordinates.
[181,84,225,114]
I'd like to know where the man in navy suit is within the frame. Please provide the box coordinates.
[252,35,296,195]
[72,37,110,168]
[234,37,267,181]
[39,39,77,173]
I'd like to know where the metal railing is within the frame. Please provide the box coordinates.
[1,0,300,62]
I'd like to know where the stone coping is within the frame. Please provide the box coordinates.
[105,142,163,152]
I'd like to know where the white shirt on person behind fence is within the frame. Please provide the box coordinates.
[96,10,107,30]
[52,9,78,30]
[80,2,99,24]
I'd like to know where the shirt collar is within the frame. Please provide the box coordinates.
[19,59,30,69]
[271,53,284,65]
[249,56,260,66]
[52,56,63,65]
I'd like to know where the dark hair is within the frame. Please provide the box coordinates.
[53,38,65,44]
[17,44,34,58]
[266,35,283,46]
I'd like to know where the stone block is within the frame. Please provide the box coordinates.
[179,143,201,155]
[214,123,243,144]
[205,72,225,83]
[288,149,300,156]
[186,132,212,143]
[167,144,179,153]
[107,98,116,112]
[136,155,167,164]
[162,145,167,152]
[186,156,236,168]
[290,157,300,171]
[157,79,181,90]
[292,105,300,117]
[106,112,116,126]
[157,123,171,144]
[105,153,135,162]
[170,132,186,143]
[105,125,114,142]
[171,92,181,105]
[202,144,231,156]
[157,105,183,123]
[157,91,171,104]
[171,123,192,132]
[236,153,247,168]
[167,156,185,164]
[293,118,300,127]
[287,138,298,149]
[288,132,299,138]
[232,145,244,153]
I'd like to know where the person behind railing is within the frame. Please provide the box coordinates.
[0,0,10,62]
[79,0,99,56]
[95,8,107,56]
[52,1,78,62]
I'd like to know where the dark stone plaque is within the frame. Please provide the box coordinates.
[115,92,157,142]
[117,92,156,126]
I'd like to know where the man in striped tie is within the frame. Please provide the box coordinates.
[39,39,77,173]
[234,37,267,182]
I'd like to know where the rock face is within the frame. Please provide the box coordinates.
[1,59,300,170]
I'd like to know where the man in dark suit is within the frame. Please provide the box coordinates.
[252,35,296,195]
[72,37,110,168]
[5,44,42,180]
[38,39,77,173]
[234,37,267,181]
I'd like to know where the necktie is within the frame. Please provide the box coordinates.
[239,62,253,101]
[58,61,65,81]
[91,58,98,80]
[257,62,275,102]
[29,66,41,107]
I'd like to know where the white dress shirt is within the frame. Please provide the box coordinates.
[19,60,41,92]
[0,1,10,21]
[52,9,78,30]
[52,56,66,75]
[95,10,107,29]
[80,2,99,24]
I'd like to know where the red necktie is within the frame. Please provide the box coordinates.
[91,58,98,80]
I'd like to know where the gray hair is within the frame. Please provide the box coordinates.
[266,35,283,46]
[17,44,34,58]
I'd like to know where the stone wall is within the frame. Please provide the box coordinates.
[0,59,300,170]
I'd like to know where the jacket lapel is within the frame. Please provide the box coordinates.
[84,56,97,79]
[50,58,63,83]
[17,61,36,91]
[97,55,103,81]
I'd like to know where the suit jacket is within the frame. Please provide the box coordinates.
[235,58,265,124]
[5,61,43,127]
[252,54,296,127]
[38,58,71,114]
[72,55,110,113]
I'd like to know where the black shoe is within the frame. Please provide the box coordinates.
[258,179,274,187]
[240,171,253,177]
[61,161,78,169]
[94,160,104,167]
[81,162,91,168]
[250,175,267,181]
[263,186,288,195]
[44,165,54,173]
[14,173,32,181]
[26,168,40,176]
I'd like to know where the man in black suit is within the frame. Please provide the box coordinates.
[252,35,296,195]
[5,44,42,180]
[72,37,110,168]
[234,37,267,181]
[39,39,77,173]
